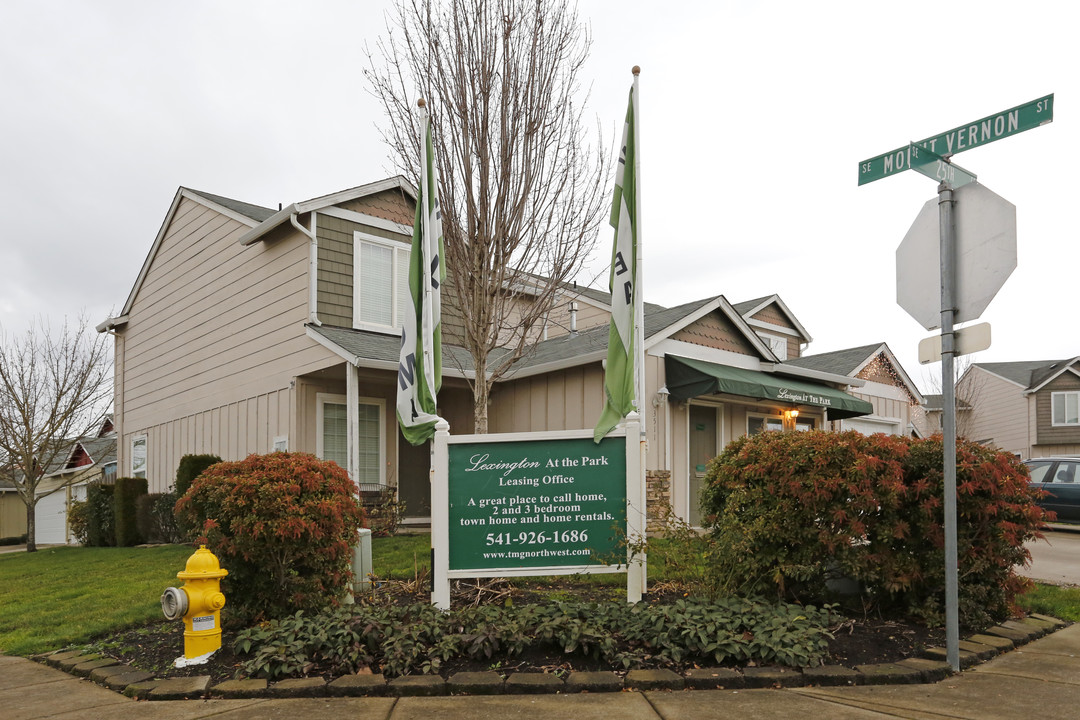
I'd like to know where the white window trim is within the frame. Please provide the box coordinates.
[272,435,289,452]
[1051,391,1080,427]
[757,332,788,360]
[352,230,410,334]
[316,392,386,484]
[131,434,147,479]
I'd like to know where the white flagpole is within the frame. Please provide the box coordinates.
[418,98,437,415]
[631,66,647,596]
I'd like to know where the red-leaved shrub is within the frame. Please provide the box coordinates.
[700,431,1049,628]
[175,452,366,624]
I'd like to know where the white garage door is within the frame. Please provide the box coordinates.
[35,491,69,545]
[842,417,901,436]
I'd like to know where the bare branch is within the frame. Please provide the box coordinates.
[366,0,608,432]
[0,314,112,551]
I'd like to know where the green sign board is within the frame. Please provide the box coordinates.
[858,94,1054,186]
[447,435,627,572]
[908,143,977,188]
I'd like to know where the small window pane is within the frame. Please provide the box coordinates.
[322,403,348,469]
[359,242,393,326]
[131,436,147,479]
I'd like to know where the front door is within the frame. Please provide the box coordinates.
[688,405,717,526]
[398,434,431,518]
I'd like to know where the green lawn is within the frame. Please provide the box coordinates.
[0,545,192,656]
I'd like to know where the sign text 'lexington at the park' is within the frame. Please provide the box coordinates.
[858,94,1054,185]
[446,435,627,573]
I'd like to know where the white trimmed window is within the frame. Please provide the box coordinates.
[131,434,147,479]
[316,393,385,485]
[747,413,815,435]
[1052,391,1080,426]
[759,332,788,360]
[353,231,411,331]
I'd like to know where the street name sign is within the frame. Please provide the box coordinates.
[896,182,1016,330]
[859,94,1054,185]
[908,143,976,189]
[918,322,992,364]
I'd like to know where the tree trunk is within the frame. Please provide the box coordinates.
[25,500,36,553]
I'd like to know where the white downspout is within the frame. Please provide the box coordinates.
[291,213,321,326]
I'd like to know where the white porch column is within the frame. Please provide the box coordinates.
[346,362,360,486]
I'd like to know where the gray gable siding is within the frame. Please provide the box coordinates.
[1036,370,1080,446]
[315,213,409,328]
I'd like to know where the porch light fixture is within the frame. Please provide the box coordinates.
[654,386,670,407]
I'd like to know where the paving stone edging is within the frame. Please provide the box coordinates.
[34,613,1066,700]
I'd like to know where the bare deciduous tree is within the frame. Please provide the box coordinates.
[0,316,111,552]
[366,0,608,433]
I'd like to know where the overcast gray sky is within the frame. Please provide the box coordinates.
[1,0,1075,392]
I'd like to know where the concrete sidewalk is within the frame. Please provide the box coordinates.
[5,624,1080,719]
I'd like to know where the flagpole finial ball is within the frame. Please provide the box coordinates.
[417,97,426,108]
[632,65,640,76]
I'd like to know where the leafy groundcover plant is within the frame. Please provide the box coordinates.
[233,597,835,679]
[700,431,1049,628]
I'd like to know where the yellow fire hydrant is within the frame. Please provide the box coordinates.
[161,545,228,666]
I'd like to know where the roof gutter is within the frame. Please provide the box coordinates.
[290,213,322,327]
[763,362,867,388]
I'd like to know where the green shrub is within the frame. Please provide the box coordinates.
[700,431,1048,628]
[0,534,28,546]
[175,454,222,499]
[68,499,90,545]
[135,492,183,544]
[113,477,148,546]
[85,484,115,547]
[175,452,367,624]
[233,597,835,679]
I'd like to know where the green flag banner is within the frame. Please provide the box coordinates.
[397,110,446,446]
[594,85,638,442]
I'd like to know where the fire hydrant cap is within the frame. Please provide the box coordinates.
[177,545,228,580]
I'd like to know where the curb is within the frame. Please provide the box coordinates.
[34,614,1067,700]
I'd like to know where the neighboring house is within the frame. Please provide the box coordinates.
[784,343,925,437]
[0,478,27,540]
[956,358,1080,459]
[33,417,117,545]
[913,393,972,438]
[98,179,876,529]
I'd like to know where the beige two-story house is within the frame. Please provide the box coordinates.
[99,178,876,528]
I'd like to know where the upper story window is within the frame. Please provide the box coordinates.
[758,332,788,360]
[1052,391,1079,426]
[354,231,410,332]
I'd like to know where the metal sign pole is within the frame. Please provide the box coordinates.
[938,182,960,672]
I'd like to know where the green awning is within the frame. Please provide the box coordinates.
[665,355,874,420]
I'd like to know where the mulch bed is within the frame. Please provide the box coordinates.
[81,577,945,686]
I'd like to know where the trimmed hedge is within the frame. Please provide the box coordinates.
[175,454,222,498]
[113,477,148,546]
[700,431,1049,628]
[175,452,367,624]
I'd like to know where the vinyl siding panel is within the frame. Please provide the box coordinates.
[121,388,293,492]
[116,197,339,490]
[961,368,1030,456]
[488,364,605,433]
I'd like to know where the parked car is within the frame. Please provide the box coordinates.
[1025,457,1080,523]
